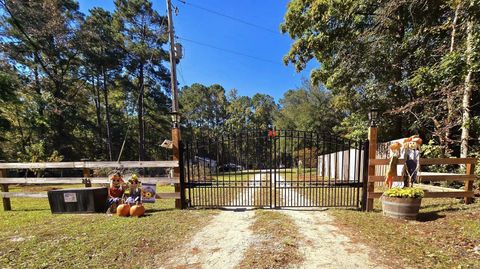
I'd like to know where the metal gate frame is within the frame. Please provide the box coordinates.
[181,128,366,209]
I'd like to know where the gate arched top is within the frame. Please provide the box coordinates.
[183,129,363,158]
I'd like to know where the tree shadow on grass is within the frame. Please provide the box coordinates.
[421,206,468,215]
[145,208,176,214]
[9,208,50,212]
[415,205,471,222]
[416,211,446,222]
[420,201,463,210]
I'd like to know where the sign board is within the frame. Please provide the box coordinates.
[141,183,156,203]
[63,193,77,203]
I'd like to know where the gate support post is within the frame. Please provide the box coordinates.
[178,141,186,209]
[172,126,184,209]
[366,126,377,212]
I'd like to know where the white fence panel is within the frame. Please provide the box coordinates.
[318,148,365,182]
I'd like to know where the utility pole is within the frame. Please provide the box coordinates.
[166,0,184,209]
[166,0,179,113]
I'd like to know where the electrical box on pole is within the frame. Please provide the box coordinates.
[174,43,183,60]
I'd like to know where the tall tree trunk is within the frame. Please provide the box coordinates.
[138,63,145,161]
[450,3,461,53]
[460,19,475,158]
[93,75,103,153]
[102,65,113,161]
[444,2,462,156]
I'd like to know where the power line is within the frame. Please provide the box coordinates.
[177,36,279,64]
[176,0,279,34]
[177,62,187,85]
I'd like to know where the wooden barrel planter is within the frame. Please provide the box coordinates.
[381,196,422,220]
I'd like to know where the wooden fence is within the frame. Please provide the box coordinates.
[0,160,182,211]
[366,157,477,210]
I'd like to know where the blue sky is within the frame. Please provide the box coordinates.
[77,0,317,101]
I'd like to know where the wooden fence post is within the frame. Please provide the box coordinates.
[366,127,377,212]
[81,159,92,187]
[465,163,475,204]
[172,127,182,209]
[0,160,11,211]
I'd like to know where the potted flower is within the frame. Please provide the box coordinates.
[382,187,424,220]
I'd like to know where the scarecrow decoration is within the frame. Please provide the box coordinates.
[384,142,401,188]
[125,174,142,205]
[104,172,148,217]
[402,135,423,187]
[384,135,423,188]
[107,172,125,213]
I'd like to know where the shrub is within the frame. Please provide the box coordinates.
[383,187,425,198]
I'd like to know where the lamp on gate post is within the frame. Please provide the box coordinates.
[169,111,181,129]
[368,107,379,127]
[365,107,379,212]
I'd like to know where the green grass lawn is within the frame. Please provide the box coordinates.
[331,198,480,269]
[0,185,216,269]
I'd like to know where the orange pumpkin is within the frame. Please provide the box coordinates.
[116,204,130,217]
[130,204,145,217]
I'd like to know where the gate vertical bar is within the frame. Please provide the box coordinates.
[179,141,186,209]
[257,130,261,206]
[302,131,306,207]
[196,139,202,207]
[273,127,277,208]
[228,133,233,206]
[206,136,212,207]
[309,132,313,206]
[186,142,191,208]
[221,135,226,206]
[346,140,355,206]
[290,131,294,207]
[321,134,325,207]
[315,133,319,207]
[268,129,272,208]
[361,141,369,211]
[214,136,219,207]
[354,141,360,208]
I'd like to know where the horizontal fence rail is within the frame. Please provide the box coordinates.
[0,160,178,169]
[367,154,477,210]
[0,160,180,211]
[0,177,177,185]
[370,158,476,166]
[0,192,180,199]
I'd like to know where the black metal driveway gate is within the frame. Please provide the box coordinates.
[182,129,366,209]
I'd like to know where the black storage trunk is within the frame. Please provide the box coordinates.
[48,187,108,214]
